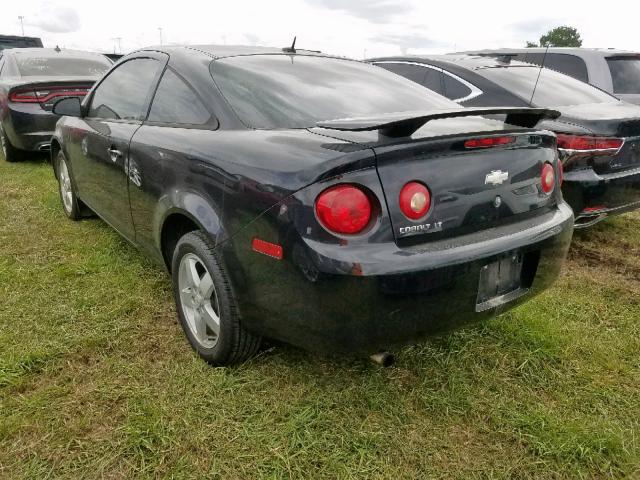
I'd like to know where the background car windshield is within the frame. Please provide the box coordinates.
[15,56,111,76]
[607,57,640,94]
[210,55,457,129]
[478,66,617,106]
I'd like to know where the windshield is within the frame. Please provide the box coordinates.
[607,57,640,94]
[15,55,111,77]
[209,54,457,129]
[478,65,618,107]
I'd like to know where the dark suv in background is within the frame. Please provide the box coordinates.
[0,47,112,161]
[0,34,43,51]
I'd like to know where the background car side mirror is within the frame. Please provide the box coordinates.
[52,97,82,117]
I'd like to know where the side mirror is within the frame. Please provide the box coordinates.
[52,97,82,117]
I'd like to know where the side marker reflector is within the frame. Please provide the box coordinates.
[252,238,283,260]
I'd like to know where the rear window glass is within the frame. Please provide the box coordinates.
[607,57,640,94]
[478,66,616,107]
[210,55,457,129]
[522,53,589,82]
[0,37,42,50]
[15,55,111,77]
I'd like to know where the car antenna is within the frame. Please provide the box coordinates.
[282,36,297,53]
[529,44,549,106]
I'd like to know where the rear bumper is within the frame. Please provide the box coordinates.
[562,166,640,227]
[230,202,574,354]
[2,104,58,151]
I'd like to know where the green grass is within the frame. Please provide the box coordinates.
[1,157,639,479]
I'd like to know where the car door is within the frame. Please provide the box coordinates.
[126,65,218,258]
[70,53,167,240]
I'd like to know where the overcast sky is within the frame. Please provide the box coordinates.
[1,0,638,58]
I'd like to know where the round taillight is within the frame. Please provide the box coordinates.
[315,184,372,234]
[541,162,555,194]
[399,181,431,220]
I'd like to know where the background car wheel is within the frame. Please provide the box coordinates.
[56,151,82,220]
[0,125,23,162]
[172,231,261,366]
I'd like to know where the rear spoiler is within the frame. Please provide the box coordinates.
[316,107,561,139]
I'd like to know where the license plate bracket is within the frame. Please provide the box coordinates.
[476,254,527,312]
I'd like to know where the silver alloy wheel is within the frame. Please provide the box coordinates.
[178,253,221,348]
[58,158,74,214]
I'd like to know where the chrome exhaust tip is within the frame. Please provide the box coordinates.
[574,213,608,229]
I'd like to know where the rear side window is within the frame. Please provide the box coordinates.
[89,58,162,121]
[148,68,211,125]
[442,74,472,100]
[14,55,111,77]
[377,62,445,95]
[379,63,429,85]
[522,53,588,82]
[421,68,445,95]
[607,57,640,94]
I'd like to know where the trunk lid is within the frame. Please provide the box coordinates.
[552,102,640,175]
[555,102,640,136]
[314,108,561,244]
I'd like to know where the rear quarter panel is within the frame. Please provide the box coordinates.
[126,127,376,261]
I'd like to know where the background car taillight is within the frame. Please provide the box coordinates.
[9,90,40,103]
[464,136,515,149]
[556,133,624,153]
[399,181,431,220]
[9,86,90,105]
[315,184,372,234]
[541,162,555,194]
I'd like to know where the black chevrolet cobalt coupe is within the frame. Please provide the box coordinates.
[50,45,574,365]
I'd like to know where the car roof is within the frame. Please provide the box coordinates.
[458,48,640,60]
[136,44,333,60]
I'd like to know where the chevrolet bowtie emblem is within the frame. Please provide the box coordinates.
[485,170,509,186]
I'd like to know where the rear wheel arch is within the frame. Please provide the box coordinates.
[157,192,227,271]
[50,139,61,173]
[160,212,202,272]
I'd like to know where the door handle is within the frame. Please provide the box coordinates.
[108,146,122,163]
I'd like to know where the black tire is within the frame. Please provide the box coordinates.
[0,124,23,162]
[55,150,82,220]
[171,231,261,366]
